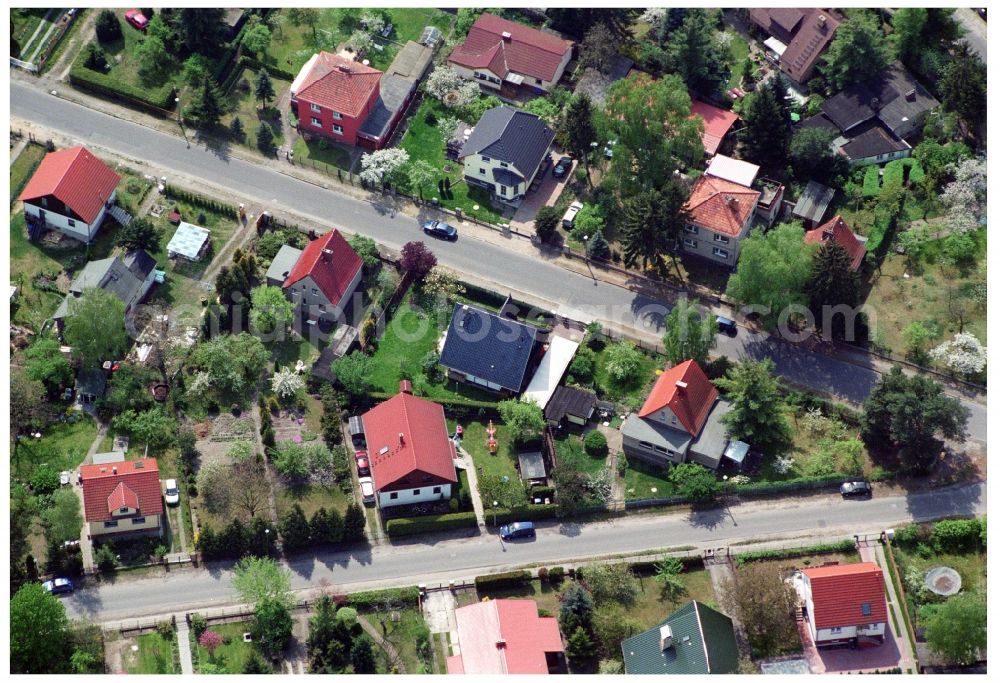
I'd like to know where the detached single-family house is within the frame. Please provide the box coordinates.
[749,8,842,85]
[800,63,938,165]
[18,146,121,243]
[798,562,889,647]
[804,215,867,271]
[361,384,458,509]
[53,250,157,330]
[622,360,746,471]
[80,457,164,540]
[792,180,836,228]
[705,155,786,228]
[439,302,542,395]
[680,175,761,268]
[166,221,211,261]
[622,601,740,675]
[280,229,363,322]
[690,100,740,157]
[447,599,566,674]
[448,13,574,96]
[459,106,555,202]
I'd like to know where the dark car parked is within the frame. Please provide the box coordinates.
[499,521,536,541]
[716,315,737,336]
[422,219,458,241]
[43,577,75,595]
[552,156,573,179]
[840,480,872,499]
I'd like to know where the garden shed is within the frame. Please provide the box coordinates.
[166,221,211,261]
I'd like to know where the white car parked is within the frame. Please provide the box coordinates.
[164,479,180,506]
[358,477,376,505]
[562,201,584,228]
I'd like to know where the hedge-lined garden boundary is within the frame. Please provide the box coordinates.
[69,65,176,115]
[734,538,857,565]
[474,570,532,592]
[485,504,559,526]
[345,586,421,609]
[384,511,478,537]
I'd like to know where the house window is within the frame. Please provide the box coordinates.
[499,185,507,196]
[120,507,129,514]
[481,156,491,163]
[67,219,76,227]
[683,237,698,248]
[861,603,872,616]
[310,103,321,113]
[132,517,146,525]
[332,124,344,135]
[713,234,730,244]
[535,78,543,85]
[684,224,699,234]
[332,111,343,120]
[712,247,730,259]
[412,489,420,495]
[311,117,321,127]
[311,288,318,295]
[318,304,326,311]
[104,520,118,528]
[639,441,656,450]
[829,627,842,634]
[499,161,508,168]
[479,168,486,175]
[389,492,398,500]
[433,487,441,494]
[653,445,669,454]
[40,197,48,207]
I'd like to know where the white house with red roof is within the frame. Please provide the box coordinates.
[18,146,121,243]
[804,215,867,271]
[290,52,383,147]
[80,458,164,540]
[447,599,566,674]
[278,229,363,322]
[622,360,745,471]
[681,174,762,268]
[448,14,574,96]
[361,384,458,509]
[797,562,889,647]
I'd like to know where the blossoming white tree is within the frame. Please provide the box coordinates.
[358,147,410,185]
[940,158,986,235]
[271,366,305,398]
[425,66,479,108]
[929,332,987,376]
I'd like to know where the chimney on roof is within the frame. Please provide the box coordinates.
[659,625,674,652]
[400,379,413,394]
[398,433,405,445]
[870,96,881,111]
[337,64,351,73]
[675,381,688,391]
[496,639,507,648]
[321,247,333,261]
[112,466,117,474]
[818,14,827,27]
[905,88,916,101]
[501,31,512,41]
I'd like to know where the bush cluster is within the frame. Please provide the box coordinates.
[474,570,532,591]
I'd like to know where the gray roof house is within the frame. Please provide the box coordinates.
[54,250,157,325]
[622,601,740,675]
[459,106,555,201]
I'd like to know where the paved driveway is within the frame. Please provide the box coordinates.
[509,157,576,235]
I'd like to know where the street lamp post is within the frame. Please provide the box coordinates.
[493,500,499,528]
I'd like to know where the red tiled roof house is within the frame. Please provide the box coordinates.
[80,458,164,540]
[446,599,566,674]
[361,385,458,509]
[800,562,889,647]
[804,215,867,271]
[280,229,363,322]
[689,100,740,157]
[448,14,574,96]
[681,175,761,268]
[18,146,121,244]
[290,53,382,147]
[621,360,745,471]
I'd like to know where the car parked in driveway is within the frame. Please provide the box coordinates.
[499,521,536,541]
[840,480,872,499]
[358,477,376,505]
[43,577,75,595]
[562,201,583,228]
[355,451,371,477]
[552,156,573,179]
[125,9,148,31]
[422,219,457,241]
[164,479,180,506]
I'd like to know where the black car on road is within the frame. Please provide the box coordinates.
[422,219,457,241]
[552,156,573,179]
[840,480,872,499]
[499,521,536,541]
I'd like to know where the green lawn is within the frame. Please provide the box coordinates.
[399,97,505,223]
[125,631,180,674]
[114,171,154,215]
[13,415,98,480]
[269,333,321,370]
[223,67,289,152]
[292,136,355,173]
[723,30,750,91]
[623,458,675,501]
[192,621,261,674]
[276,481,351,518]
[453,420,520,482]
[10,141,47,203]
[552,432,607,478]
[891,546,986,627]
[361,607,432,674]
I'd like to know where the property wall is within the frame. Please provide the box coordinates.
[378,483,452,508]
[24,201,97,243]
[462,154,528,199]
[297,87,379,146]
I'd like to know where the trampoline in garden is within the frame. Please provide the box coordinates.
[924,566,962,596]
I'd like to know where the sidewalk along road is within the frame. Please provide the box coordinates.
[59,481,984,624]
[10,83,985,445]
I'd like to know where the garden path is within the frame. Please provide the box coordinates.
[175,613,195,675]
[454,446,486,530]
[358,614,406,673]
[859,543,917,672]
[250,400,282,545]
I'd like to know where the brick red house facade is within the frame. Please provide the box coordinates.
[291,53,382,147]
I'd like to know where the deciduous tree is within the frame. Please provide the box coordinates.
[922,592,986,665]
[578,22,618,74]
[233,556,293,607]
[603,341,644,385]
[399,240,437,280]
[715,359,791,454]
[497,399,545,443]
[821,11,891,89]
[11,583,71,673]
[115,216,162,253]
[720,561,798,658]
[243,23,271,58]
[63,287,127,369]
[669,462,719,502]
[929,332,987,377]
[662,297,716,366]
[24,338,73,397]
[250,284,294,335]
[330,352,374,396]
[253,597,294,657]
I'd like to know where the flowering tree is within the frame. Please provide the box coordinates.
[940,158,986,234]
[359,148,410,186]
[199,630,223,657]
[186,370,212,399]
[271,366,305,398]
[421,266,465,301]
[346,30,374,55]
[929,332,987,376]
[425,66,464,100]
[359,11,385,36]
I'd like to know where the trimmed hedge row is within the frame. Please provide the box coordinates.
[862,165,882,197]
[367,390,498,411]
[69,65,177,114]
[883,159,906,190]
[384,511,478,537]
[486,504,559,526]
[734,538,856,564]
[164,186,238,217]
[474,570,532,591]
[346,586,420,609]
[906,159,925,184]
[220,55,298,96]
[732,473,845,498]
[893,517,984,553]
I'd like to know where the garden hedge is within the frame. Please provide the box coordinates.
[474,570,532,591]
[906,159,925,185]
[733,473,845,498]
[486,504,559,526]
[384,511,478,537]
[734,538,856,564]
[346,586,420,609]
[164,186,238,217]
[883,159,906,190]
[70,64,176,114]
[862,165,881,197]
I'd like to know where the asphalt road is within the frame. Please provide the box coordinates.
[61,482,985,623]
[9,83,986,443]
[953,8,986,61]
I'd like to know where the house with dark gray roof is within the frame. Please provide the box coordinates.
[459,106,555,202]
[53,250,157,330]
[622,601,740,675]
[438,303,542,395]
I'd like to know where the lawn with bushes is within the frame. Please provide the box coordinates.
[12,415,98,480]
[553,432,608,478]
[191,621,259,674]
[453,420,520,483]
[359,607,433,674]
[222,67,290,153]
[591,340,659,409]
[124,630,180,674]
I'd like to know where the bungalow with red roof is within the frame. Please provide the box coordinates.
[804,215,867,271]
[689,100,739,157]
[798,562,889,647]
[18,146,121,244]
[277,229,363,322]
[80,458,164,540]
[361,384,458,509]
[448,14,574,97]
[681,175,761,268]
[446,599,566,674]
[622,360,746,471]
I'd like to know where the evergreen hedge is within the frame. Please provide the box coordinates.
[384,511,478,537]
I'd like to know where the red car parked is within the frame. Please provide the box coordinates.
[125,9,148,31]
[355,451,370,477]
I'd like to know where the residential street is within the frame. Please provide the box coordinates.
[9,83,986,445]
[953,8,987,61]
[61,481,984,623]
